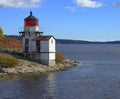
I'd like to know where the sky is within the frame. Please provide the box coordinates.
[0,0,120,41]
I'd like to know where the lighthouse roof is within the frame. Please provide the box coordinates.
[24,11,38,20]
[33,36,55,41]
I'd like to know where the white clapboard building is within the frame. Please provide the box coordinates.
[19,11,56,66]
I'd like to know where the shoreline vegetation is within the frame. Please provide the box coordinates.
[0,50,79,78]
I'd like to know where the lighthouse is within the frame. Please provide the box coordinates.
[19,11,56,66]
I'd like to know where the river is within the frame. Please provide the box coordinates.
[0,44,120,99]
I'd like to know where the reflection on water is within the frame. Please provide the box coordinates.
[20,74,58,99]
[43,73,57,99]
[1,44,120,99]
[0,74,58,99]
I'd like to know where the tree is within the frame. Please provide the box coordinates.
[0,27,4,37]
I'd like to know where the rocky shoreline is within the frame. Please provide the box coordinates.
[0,59,79,77]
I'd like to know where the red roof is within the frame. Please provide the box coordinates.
[33,36,54,41]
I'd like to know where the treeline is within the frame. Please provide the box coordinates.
[6,35,120,44]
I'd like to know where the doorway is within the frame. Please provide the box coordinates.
[25,39,29,53]
[36,40,40,53]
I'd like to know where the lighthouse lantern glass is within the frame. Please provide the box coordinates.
[25,20,38,26]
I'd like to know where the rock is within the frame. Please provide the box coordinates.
[0,58,79,77]
[2,68,16,74]
[0,65,4,73]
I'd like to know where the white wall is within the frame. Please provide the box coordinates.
[29,40,36,52]
[40,37,56,52]
[40,41,49,52]
[24,26,39,32]
[40,53,55,60]
[40,37,56,61]
[49,37,56,52]
[24,32,30,38]
[23,26,39,52]
[49,53,55,60]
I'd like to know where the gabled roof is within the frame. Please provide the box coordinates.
[24,11,38,20]
[33,36,55,41]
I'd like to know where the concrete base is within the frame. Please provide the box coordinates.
[27,53,56,66]
[40,60,56,66]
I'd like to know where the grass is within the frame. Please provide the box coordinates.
[0,52,65,68]
[56,52,65,63]
[0,53,18,68]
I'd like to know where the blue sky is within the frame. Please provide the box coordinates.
[0,0,120,41]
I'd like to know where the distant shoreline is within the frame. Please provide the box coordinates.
[6,35,120,44]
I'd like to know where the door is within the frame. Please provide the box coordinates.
[36,40,40,53]
[25,39,29,53]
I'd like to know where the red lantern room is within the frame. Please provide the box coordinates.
[19,11,43,37]
[24,11,38,26]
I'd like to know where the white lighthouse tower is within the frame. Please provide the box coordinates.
[19,11,56,66]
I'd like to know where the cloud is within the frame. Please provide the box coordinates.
[113,2,120,8]
[75,0,102,8]
[65,7,76,12]
[0,0,43,8]
[65,0,102,12]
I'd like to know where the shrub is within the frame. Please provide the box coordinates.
[0,27,4,37]
[56,52,65,63]
[0,53,18,68]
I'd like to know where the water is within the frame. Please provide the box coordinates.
[1,44,120,99]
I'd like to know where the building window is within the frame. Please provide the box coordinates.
[51,39,53,44]
[30,20,36,26]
